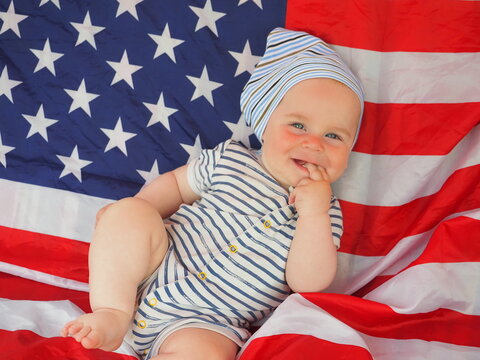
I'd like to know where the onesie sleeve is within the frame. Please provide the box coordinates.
[329,196,343,249]
[187,140,231,196]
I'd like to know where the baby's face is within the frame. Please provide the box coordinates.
[260,78,361,189]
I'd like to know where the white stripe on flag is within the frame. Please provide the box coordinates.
[364,262,480,315]
[0,298,83,335]
[0,261,89,292]
[0,178,110,242]
[362,334,480,360]
[334,125,480,206]
[333,46,480,104]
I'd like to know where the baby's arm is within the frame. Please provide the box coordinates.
[97,165,200,223]
[135,164,200,218]
[285,164,338,293]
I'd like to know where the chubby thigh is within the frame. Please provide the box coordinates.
[125,323,240,360]
[126,313,248,357]
[151,327,239,359]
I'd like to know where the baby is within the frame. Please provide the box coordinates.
[61,27,364,360]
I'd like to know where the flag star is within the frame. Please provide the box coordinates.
[137,159,160,185]
[238,0,263,9]
[189,0,226,37]
[107,50,142,89]
[70,11,105,49]
[0,132,15,168]
[39,0,61,9]
[0,1,28,38]
[22,104,58,141]
[0,66,22,103]
[224,115,254,148]
[116,0,143,21]
[30,38,64,76]
[143,92,178,130]
[64,79,99,117]
[56,145,92,182]
[180,135,203,163]
[101,117,137,155]
[186,66,223,106]
[148,23,184,63]
[229,40,261,77]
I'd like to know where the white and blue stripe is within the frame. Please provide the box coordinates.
[128,140,343,358]
[240,27,365,145]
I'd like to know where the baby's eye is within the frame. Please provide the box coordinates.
[291,123,305,130]
[325,133,342,141]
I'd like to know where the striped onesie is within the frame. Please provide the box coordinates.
[126,140,343,358]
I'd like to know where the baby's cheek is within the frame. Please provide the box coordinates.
[285,127,302,137]
[328,153,349,177]
[279,130,301,143]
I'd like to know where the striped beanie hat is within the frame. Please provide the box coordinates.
[241,27,365,145]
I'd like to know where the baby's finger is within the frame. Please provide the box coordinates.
[318,167,330,182]
[304,163,322,181]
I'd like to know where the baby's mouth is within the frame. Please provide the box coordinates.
[293,159,310,170]
[293,159,309,167]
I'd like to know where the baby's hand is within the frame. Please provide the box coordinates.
[288,163,332,217]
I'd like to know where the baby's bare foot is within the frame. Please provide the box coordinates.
[61,308,131,351]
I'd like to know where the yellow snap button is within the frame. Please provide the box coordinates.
[137,320,147,329]
[263,220,271,228]
[149,298,158,306]
[198,272,207,280]
[229,245,238,253]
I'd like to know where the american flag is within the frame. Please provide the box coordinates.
[0,0,479,359]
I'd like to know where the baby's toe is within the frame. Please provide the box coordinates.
[81,329,103,349]
[63,321,82,337]
[60,325,70,337]
[72,324,91,343]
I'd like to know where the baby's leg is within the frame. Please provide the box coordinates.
[152,328,239,360]
[61,197,169,351]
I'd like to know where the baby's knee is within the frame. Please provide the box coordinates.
[112,196,151,210]
[107,197,157,218]
[97,197,163,231]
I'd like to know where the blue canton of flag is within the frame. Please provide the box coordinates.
[0,0,286,200]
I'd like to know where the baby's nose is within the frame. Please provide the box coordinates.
[301,135,324,151]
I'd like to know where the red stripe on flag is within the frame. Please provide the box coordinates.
[0,329,136,360]
[0,226,89,282]
[353,216,480,297]
[355,103,480,155]
[239,333,373,360]
[340,165,480,256]
[286,0,480,52]
[353,275,393,298]
[410,216,480,265]
[302,293,480,347]
[0,272,91,313]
